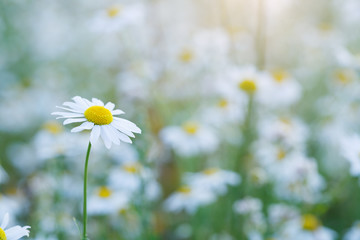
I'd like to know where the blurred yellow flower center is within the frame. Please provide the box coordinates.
[179,49,194,63]
[43,121,63,134]
[203,168,219,175]
[239,79,257,94]
[183,122,199,135]
[318,22,332,32]
[119,208,127,215]
[280,117,292,125]
[84,106,113,125]
[123,164,139,174]
[335,70,351,84]
[277,149,286,161]
[178,186,191,194]
[98,186,112,198]
[302,214,320,231]
[0,227,6,240]
[272,70,288,83]
[107,6,122,18]
[217,99,229,108]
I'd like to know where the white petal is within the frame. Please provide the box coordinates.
[100,126,112,149]
[103,125,120,145]
[52,112,84,118]
[1,213,9,229]
[104,102,115,111]
[56,106,83,113]
[113,118,141,133]
[111,109,125,115]
[73,96,91,108]
[111,122,135,138]
[5,226,30,239]
[113,129,132,144]
[90,125,101,145]
[92,98,104,106]
[71,122,94,133]
[63,118,87,125]
[63,101,87,112]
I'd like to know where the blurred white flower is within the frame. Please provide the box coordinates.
[278,214,336,240]
[0,195,24,220]
[257,70,302,108]
[268,204,299,227]
[0,213,30,240]
[109,162,161,201]
[258,116,309,149]
[185,168,241,195]
[340,134,360,176]
[88,186,129,216]
[164,185,216,214]
[344,221,360,240]
[200,97,245,127]
[0,166,8,184]
[90,3,145,33]
[160,121,219,157]
[52,96,141,149]
[233,197,262,215]
[273,154,326,203]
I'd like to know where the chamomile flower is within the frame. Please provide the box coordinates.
[344,221,360,240]
[185,168,241,195]
[160,121,219,157]
[88,186,129,216]
[279,214,336,240]
[52,96,141,149]
[340,134,360,176]
[164,185,216,214]
[0,213,30,240]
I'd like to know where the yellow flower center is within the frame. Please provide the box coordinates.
[107,6,122,18]
[178,186,191,194]
[119,208,127,215]
[183,122,199,135]
[123,164,140,174]
[318,22,332,32]
[203,168,219,175]
[217,99,229,108]
[335,70,352,85]
[179,49,194,63]
[84,106,113,125]
[272,70,288,83]
[238,79,257,94]
[277,149,286,161]
[0,227,6,240]
[302,214,320,231]
[43,121,63,134]
[98,186,112,198]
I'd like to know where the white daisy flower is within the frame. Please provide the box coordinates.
[164,185,216,214]
[0,213,30,240]
[344,221,360,240]
[185,168,241,195]
[52,96,141,149]
[160,121,219,157]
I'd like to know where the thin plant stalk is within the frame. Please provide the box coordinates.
[82,142,92,240]
[256,0,266,70]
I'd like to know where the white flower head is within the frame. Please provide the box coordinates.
[164,185,216,214]
[185,168,241,195]
[0,213,30,240]
[160,121,219,157]
[52,96,141,149]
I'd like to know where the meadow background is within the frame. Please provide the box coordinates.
[1,0,360,239]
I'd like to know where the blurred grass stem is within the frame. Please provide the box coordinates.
[256,0,266,70]
[82,142,92,240]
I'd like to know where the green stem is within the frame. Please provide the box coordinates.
[256,0,266,70]
[82,142,92,240]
